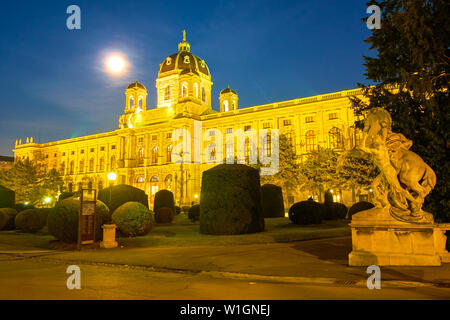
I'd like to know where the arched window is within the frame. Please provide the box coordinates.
[182,83,188,97]
[223,100,229,112]
[138,97,143,109]
[165,174,173,191]
[68,183,73,193]
[164,86,171,102]
[138,148,144,165]
[70,161,74,174]
[150,176,159,202]
[136,176,145,190]
[152,147,158,164]
[79,160,84,173]
[61,162,65,174]
[193,83,199,98]
[329,127,343,149]
[167,145,172,163]
[88,181,93,190]
[89,158,94,172]
[99,157,105,171]
[129,96,134,109]
[78,182,83,191]
[110,156,116,170]
[201,88,206,102]
[305,130,316,152]
[98,181,103,190]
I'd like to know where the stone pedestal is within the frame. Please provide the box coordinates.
[100,224,118,249]
[349,208,450,266]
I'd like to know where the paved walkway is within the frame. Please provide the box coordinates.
[3,236,449,290]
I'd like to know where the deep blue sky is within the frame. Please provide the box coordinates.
[0,0,374,156]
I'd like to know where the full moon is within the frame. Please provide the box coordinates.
[104,53,129,76]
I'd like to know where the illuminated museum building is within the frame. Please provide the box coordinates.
[13,33,364,205]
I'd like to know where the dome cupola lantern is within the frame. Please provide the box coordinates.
[178,30,191,53]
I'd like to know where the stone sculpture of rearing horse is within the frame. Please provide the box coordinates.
[359,108,435,223]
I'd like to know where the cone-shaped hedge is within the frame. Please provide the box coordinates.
[15,208,49,233]
[98,184,148,214]
[153,190,175,214]
[47,197,110,243]
[112,201,153,236]
[0,185,15,209]
[0,208,18,230]
[261,184,285,218]
[200,164,264,235]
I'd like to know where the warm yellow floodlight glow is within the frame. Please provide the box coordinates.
[194,194,198,199]
[107,172,117,181]
[43,197,52,204]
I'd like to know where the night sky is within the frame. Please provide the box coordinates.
[0,0,373,156]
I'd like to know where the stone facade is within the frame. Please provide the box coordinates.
[13,32,365,206]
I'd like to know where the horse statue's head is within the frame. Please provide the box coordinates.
[363,108,392,148]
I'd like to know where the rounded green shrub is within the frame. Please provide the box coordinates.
[112,201,153,236]
[0,185,15,209]
[200,164,264,235]
[261,184,285,218]
[188,204,200,222]
[348,201,375,219]
[289,201,322,225]
[47,198,110,243]
[154,207,174,223]
[153,190,175,214]
[0,208,18,230]
[15,203,36,212]
[182,206,190,214]
[14,209,48,233]
[58,192,75,202]
[0,210,8,230]
[98,184,149,214]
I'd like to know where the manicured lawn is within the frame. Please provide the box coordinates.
[117,214,350,247]
[0,214,350,250]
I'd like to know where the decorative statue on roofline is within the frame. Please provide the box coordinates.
[359,108,436,224]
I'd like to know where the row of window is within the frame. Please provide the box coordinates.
[164,83,206,103]
[64,156,117,174]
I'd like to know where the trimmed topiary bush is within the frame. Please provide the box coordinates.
[98,184,148,214]
[0,210,8,230]
[14,203,36,212]
[0,208,18,230]
[261,184,285,218]
[153,190,175,214]
[289,201,322,225]
[182,206,190,214]
[0,185,15,209]
[200,164,264,235]
[348,201,375,219]
[321,190,348,220]
[14,209,48,233]
[47,198,110,243]
[58,192,75,202]
[112,201,153,236]
[174,206,181,215]
[154,207,174,223]
[188,204,200,222]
